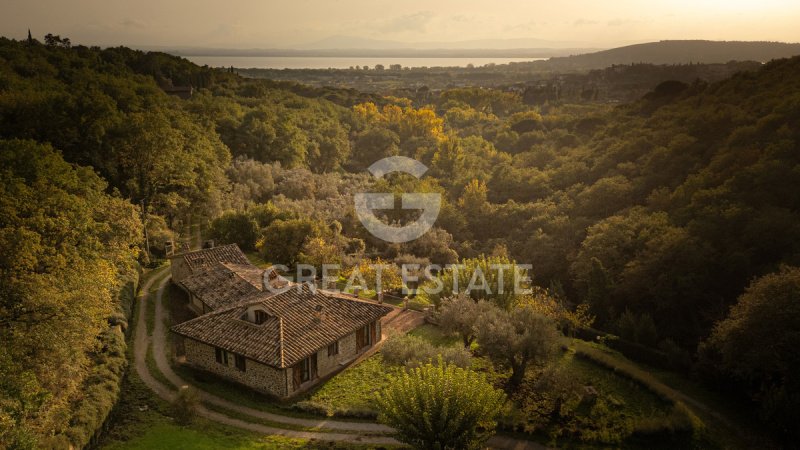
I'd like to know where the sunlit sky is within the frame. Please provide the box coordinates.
[2,0,799,49]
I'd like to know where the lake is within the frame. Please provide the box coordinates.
[183,56,545,70]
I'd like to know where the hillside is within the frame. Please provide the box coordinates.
[2,36,800,447]
[540,40,800,70]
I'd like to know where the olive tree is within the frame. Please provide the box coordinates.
[439,294,492,348]
[476,305,560,389]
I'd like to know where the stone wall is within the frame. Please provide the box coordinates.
[288,320,382,395]
[183,338,288,397]
[316,330,358,378]
[189,293,204,312]
[170,257,193,283]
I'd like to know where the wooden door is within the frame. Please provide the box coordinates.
[356,326,365,350]
[292,364,302,390]
[310,353,318,380]
[369,321,377,346]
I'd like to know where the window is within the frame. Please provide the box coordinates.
[254,309,268,325]
[215,347,228,365]
[327,341,339,357]
[301,354,317,381]
[300,357,310,382]
[234,354,246,372]
[365,324,373,345]
[292,355,318,389]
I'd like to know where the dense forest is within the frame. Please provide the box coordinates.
[1,35,799,447]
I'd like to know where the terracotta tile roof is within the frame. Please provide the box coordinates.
[180,262,289,311]
[223,263,265,288]
[180,262,262,310]
[172,244,250,272]
[171,284,393,368]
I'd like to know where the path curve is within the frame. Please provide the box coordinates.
[136,268,544,448]
[134,270,400,446]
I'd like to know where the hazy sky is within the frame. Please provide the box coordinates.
[2,0,799,48]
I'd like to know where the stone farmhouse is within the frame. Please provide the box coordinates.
[169,244,393,398]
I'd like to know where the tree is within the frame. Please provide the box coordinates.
[431,136,465,178]
[423,255,529,310]
[351,127,399,169]
[476,304,560,389]
[259,218,322,268]
[439,294,492,348]
[208,211,260,251]
[0,140,141,447]
[343,258,403,293]
[248,201,291,228]
[376,361,506,449]
[616,309,658,347]
[704,266,800,440]
[108,109,230,220]
[44,33,70,48]
[298,236,341,275]
[518,287,595,337]
[306,120,351,173]
[226,157,275,207]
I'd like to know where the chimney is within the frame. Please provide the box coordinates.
[312,304,324,323]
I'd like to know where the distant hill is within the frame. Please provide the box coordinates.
[541,40,800,70]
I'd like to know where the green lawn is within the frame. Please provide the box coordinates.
[407,323,459,347]
[102,423,314,450]
[304,354,399,416]
[303,324,460,415]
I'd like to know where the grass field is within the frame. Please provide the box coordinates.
[103,423,315,450]
[304,354,398,416]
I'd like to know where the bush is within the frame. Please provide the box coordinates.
[616,310,658,347]
[607,338,674,371]
[331,406,379,420]
[208,210,260,250]
[382,334,471,368]
[290,400,329,416]
[172,386,200,425]
[376,360,506,449]
[633,402,696,441]
[657,339,692,371]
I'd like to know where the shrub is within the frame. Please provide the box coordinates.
[172,386,200,425]
[382,334,471,368]
[616,309,658,347]
[633,402,696,441]
[291,400,329,416]
[376,360,506,449]
[331,406,379,420]
[657,339,692,371]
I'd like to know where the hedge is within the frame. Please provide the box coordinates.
[575,327,691,372]
[55,268,139,449]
